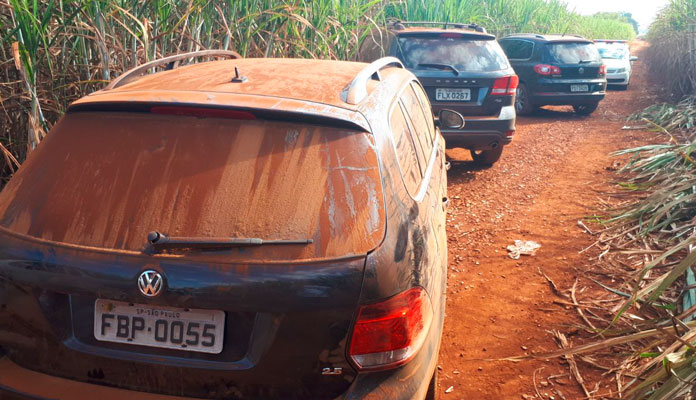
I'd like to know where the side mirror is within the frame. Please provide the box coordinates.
[630,56,638,62]
[436,109,465,129]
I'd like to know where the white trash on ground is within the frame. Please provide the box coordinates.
[507,240,541,259]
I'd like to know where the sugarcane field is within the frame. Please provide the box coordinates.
[1,1,696,399]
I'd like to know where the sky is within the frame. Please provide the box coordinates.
[563,0,670,33]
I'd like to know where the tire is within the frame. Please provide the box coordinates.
[425,369,439,400]
[573,102,599,115]
[470,146,503,166]
[515,83,535,116]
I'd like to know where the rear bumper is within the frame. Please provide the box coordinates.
[531,78,606,106]
[531,91,605,106]
[0,323,440,400]
[607,72,629,85]
[0,356,188,400]
[440,105,515,150]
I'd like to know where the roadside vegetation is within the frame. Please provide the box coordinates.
[556,1,696,398]
[0,0,635,188]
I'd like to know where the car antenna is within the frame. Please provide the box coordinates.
[231,67,247,83]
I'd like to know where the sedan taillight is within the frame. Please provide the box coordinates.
[349,287,433,370]
[491,75,519,95]
[534,64,561,76]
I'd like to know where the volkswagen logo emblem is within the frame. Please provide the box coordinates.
[138,270,164,297]
[578,67,585,75]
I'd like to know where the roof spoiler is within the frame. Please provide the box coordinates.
[106,50,242,90]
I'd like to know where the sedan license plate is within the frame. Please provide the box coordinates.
[94,299,225,354]
[436,88,471,101]
[570,84,589,92]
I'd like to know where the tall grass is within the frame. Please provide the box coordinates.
[559,99,696,399]
[0,0,635,187]
[645,0,696,99]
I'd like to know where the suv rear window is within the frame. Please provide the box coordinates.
[545,42,601,64]
[0,111,386,261]
[394,36,509,72]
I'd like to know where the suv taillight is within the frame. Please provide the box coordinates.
[491,75,519,95]
[534,64,561,76]
[599,64,607,76]
[349,287,433,370]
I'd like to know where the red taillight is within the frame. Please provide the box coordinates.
[349,287,433,370]
[599,64,607,76]
[491,75,519,95]
[150,106,257,120]
[534,64,561,76]
[505,130,515,137]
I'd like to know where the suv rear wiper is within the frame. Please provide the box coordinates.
[578,59,594,64]
[417,63,460,75]
[147,231,313,250]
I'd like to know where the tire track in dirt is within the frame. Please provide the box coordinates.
[438,41,658,399]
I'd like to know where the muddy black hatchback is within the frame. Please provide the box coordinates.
[0,53,459,399]
[499,34,607,115]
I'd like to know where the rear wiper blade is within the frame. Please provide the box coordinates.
[578,59,594,64]
[147,231,313,250]
[417,63,460,75]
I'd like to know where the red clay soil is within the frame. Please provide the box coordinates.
[437,41,659,399]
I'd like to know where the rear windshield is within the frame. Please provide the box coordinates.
[596,44,629,60]
[545,42,601,64]
[0,112,386,261]
[394,37,509,72]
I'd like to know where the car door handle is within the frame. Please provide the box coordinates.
[442,197,450,210]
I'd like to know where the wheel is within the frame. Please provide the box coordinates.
[515,83,535,116]
[573,102,599,115]
[425,368,439,400]
[470,146,503,166]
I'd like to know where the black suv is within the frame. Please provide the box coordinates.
[362,21,518,165]
[499,34,607,116]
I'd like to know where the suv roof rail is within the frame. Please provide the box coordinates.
[343,57,405,105]
[388,19,487,33]
[106,50,242,90]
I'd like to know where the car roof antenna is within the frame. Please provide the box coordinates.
[231,67,247,83]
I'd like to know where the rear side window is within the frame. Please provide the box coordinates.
[500,39,534,60]
[545,42,601,64]
[410,82,436,142]
[394,36,509,72]
[400,84,434,170]
[390,105,422,195]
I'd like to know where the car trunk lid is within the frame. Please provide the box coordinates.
[0,108,385,398]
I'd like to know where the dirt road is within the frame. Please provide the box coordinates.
[438,41,658,399]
